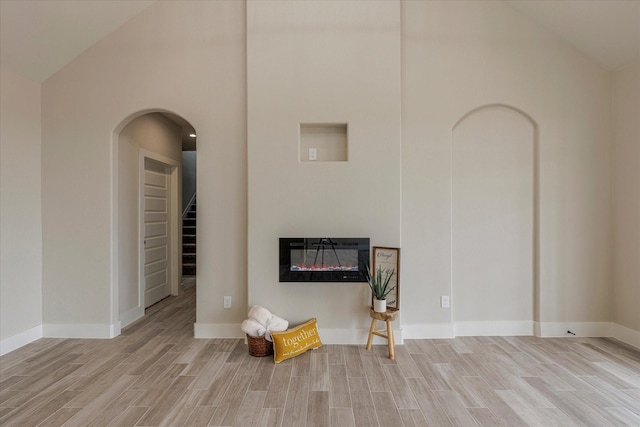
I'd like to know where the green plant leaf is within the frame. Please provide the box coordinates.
[365,265,396,300]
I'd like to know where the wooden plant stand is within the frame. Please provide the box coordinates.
[365,306,399,359]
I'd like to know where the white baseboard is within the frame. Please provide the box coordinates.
[43,323,120,339]
[534,321,612,338]
[111,321,121,338]
[455,321,534,336]
[402,323,455,339]
[193,324,403,345]
[400,321,618,339]
[319,328,369,344]
[120,306,144,329]
[0,325,43,356]
[194,323,244,338]
[610,323,640,349]
[4,321,636,354]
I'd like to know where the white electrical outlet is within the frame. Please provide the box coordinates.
[224,296,232,309]
[441,295,450,308]
[309,148,317,161]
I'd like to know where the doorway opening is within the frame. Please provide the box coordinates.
[114,110,197,330]
[181,128,197,278]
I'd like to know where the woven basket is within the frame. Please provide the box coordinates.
[246,334,273,357]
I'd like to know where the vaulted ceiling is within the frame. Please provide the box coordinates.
[1,0,156,82]
[1,0,638,83]
[505,0,639,71]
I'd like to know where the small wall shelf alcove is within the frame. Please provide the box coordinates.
[299,123,348,162]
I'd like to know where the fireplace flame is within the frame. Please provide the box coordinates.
[291,264,358,272]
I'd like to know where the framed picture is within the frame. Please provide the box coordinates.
[371,246,400,309]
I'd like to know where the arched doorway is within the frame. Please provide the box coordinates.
[112,110,197,329]
[452,104,538,335]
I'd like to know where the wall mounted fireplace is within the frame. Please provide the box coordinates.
[279,237,370,282]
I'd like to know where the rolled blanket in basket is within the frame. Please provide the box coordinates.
[265,314,289,342]
[248,305,272,327]
[241,318,266,337]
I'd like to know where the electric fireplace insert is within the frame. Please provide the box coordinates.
[279,237,370,282]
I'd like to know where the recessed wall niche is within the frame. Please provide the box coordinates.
[299,123,348,162]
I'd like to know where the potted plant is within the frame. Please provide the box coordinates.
[364,265,396,313]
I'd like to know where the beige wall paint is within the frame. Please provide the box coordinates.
[612,61,640,342]
[10,0,624,343]
[401,1,612,334]
[0,67,43,350]
[247,0,401,333]
[121,114,182,163]
[452,107,534,326]
[118,113,182,325]
[41,0,246,336]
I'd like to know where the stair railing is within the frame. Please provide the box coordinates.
[183,192,197,218]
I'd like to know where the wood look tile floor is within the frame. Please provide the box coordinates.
[1,280,639,426]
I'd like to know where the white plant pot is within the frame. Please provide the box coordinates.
[373,299,387,313]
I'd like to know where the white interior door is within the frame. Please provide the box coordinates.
[452,107,534,326]
[143,157,172,307]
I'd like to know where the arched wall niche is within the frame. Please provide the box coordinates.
[453,104,538,131]
[110,108,197,332]
[451,104,540,336]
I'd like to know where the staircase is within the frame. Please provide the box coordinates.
[182,198,196,276]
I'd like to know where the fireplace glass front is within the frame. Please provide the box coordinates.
[279,238,370,282]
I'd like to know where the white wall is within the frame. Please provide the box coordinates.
[41,0,247,337]
[21,0,619,344]
[0,67,43,354]
[246,1,401,341]
[452,107,534,330]
[118,113,182,327]
[401,1,612,337]
[612,61,640,347]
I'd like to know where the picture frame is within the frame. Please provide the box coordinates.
[371,246,400,309]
